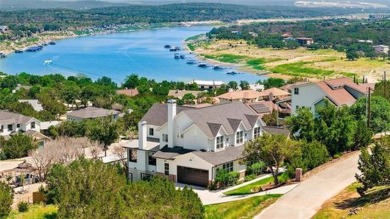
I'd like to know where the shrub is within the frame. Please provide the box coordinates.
[2,134,37,159]
[0,182,13,218]
[215,169,239,187]
[302,141,329,170]
[277,173,289,185]
[18,201,29,212]
[245,174,256,182]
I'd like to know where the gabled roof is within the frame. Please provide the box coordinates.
[152,146,194,160]
[263,126,290,137]
[140,104,191,126]
[192,145,245,166]
[258,87,290,98]
[0,111,38,126]
[217,90,262,100]
[316,82,357,106]
[207,123,223,137]
[183,102,260,138]
[67,107,120,119]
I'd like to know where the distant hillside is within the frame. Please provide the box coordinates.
[0,0,130,10]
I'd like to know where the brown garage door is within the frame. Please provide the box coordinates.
[177,166,209,187]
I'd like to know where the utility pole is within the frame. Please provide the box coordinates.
[384,71,387,99]
[367,87,371,128]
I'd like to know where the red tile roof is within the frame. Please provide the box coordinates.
[116,89,139,97]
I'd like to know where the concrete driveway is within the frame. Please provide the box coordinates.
[256,151,360,219]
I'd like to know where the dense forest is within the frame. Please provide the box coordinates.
[207,19,390,58]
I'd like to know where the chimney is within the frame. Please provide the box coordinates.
[269,92,274,101]
[167,99,176,148]
[138,121,147,149]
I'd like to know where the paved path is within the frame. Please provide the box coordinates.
[177,174,298,205]
[256,152,360,219]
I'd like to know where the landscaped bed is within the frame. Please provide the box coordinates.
[223,176,274,196]
[204,194,281,219]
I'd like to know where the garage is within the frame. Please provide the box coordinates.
[177,166,209,187]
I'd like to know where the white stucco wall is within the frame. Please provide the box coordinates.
[291,84,325,115]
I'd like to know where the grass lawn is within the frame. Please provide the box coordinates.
[314,182,390,219]
[204,194,281,219]
[224,176,274,196]
[246,58,266,70]
[272,62,335,77]
[203,54,248,63]
[7,204,57,219]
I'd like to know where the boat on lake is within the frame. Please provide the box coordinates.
[0,53,6,58]
[226,71,238,75]
[48,41,56,45]
[174,53,180,59]
[198,63,208,68]
[186,60,196,64]
[26,46,43,52]
[213,66,224,70]
[164,45,171,49]
[180,54,185,59]
[15,50,24,53]
[44,59,52,65]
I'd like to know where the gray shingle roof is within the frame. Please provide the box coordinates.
[193,145,245,166]
[67,107,120,119]
[248,102,271,114]
[183,102,260,138]
[140,104,191,126]
[152,146,194,160]
[0,111,36,125]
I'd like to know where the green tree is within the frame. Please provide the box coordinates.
[61,82,81,108]
[2,134,37,159]
[228,81,238,90]
[239,80,250,90]
[46,159,126,219]
[123,74,140,89]
[182,93,196,105]
[301,141,329,170]
[88,118,119,156]
[260,78,286,89]
[356,137,390,196]
[350,96,390,133]
[373,81,390,101]
[243,134,299,185]
[0,182,13,218]
[352,119,373,150]
[346,48,358,61]
[286,107,315,142]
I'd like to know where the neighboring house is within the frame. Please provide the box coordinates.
[217,90,263,104]
[67,107,120,121]
[12,84,32,94]
[249,83,265,91]
[116,88,139,97]
[18,99,44,112]
[168,90,204,99]
[291,77,374,115]
[297,37,314,45]
[0,111,41,136]
[373,45,389,54]
[257,87,290,101]
[191,80,224,90]
[40,121,62,136]
[0,26,8,33]
[123,100,265,186]
[357,39,373,44]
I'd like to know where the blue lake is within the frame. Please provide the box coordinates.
[0,26,265,84]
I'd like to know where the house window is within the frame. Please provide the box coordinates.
[254,127,261,139]
[236,131,244,144]
[164,163,169,175]
[149,128,154,136]
[17,124,20,128]
[294,87,299,95]
[129,149,137,162]
[148,153,156,166]
[223,162,234,172]
[31,122,36,129]
[162,134,168,142]
[296,105,300,110]
[0,125,3,132]
[8,124,12,132]
[216,136,224,149]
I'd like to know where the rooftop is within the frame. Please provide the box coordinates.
[0,111,37,126]
[122,139,160,151]
[217,90,263,100]
[258,87,290,98]
[18,99,44,112]
[67,107,120,119]
[153,146,194,160]
[116,89,139,97]
[191,80,225,86]
[193,145,245,166]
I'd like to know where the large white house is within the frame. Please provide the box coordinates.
[124,100,265,187]
[291,77,374,115]
[0,111,41,136]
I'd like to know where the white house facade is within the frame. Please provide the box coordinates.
[0,111,41,136]
[124,100,265,187]
[291,77,372,115]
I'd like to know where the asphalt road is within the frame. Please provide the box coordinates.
[256,152,360,219]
